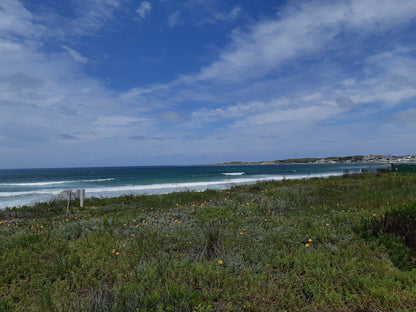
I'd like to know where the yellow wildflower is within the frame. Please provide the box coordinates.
[218,260,223,265]
[305,243,310,247]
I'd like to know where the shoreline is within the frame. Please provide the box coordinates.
[1,170,350,210]
[1,163,399,210]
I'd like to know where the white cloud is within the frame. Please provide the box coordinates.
[167,11,181,28]
[157,111,186,122]
[234,105,341,128]
[198,5,241,25]
[68,0,121,36]
[196,0,416,82]
[0,0,35,38]
[137,1,152,20]
[352,89,416,107]
[62,45,89,64]
[162,1,241,28]
[192,100,273,122]
[393,108,416,124]
[120,82,177,100]
[94,116,143,127]
[190,95,342,129]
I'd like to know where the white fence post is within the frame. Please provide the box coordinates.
[79,189,85,207]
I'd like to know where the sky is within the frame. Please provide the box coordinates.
[1,0,416,169]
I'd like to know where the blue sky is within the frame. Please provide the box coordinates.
[1,0,416,168]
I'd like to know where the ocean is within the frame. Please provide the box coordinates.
[0,163,385,209]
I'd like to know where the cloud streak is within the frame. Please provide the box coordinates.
[62,45,89,63]
[196,0,416,82]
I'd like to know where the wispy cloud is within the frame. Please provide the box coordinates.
[93,116,143,127]
[393,108,416,124]
[156,111,187,122]
[162,1,241,28]
[62,45,89,63]
[197,6,241,26]
[136,1,151,21]
[167,11,181,28]
[68,0,121,36]
[0,0,36,38]
[196,0,416,82]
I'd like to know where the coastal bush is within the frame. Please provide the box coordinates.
[359,202,416,270]
[199,221,223,260]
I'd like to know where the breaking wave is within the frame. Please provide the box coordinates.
[221,172,245,176]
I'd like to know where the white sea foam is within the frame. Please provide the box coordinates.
[0,178,114,187]
[0,189,64,198]
[76,172,342,195]
[0,181,71,187]
[221,172,245,176]
[0,172,343,208]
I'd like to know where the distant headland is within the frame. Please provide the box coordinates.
[214,154,416,165]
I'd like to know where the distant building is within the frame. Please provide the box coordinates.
[363,154,391,162]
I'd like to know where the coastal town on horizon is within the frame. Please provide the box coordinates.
[216,154,416,166]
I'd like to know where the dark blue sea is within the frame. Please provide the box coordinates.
[0,164,384,209]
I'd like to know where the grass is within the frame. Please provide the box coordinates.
[1,172,416,311]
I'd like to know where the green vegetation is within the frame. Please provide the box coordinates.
[390,164,416,172]
[1,172,416,311]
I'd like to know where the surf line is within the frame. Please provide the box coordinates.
[221,172,245,176]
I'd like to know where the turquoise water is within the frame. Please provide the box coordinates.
[0,164,384,209]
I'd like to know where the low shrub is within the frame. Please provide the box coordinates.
[359,202,416,270]
[199,221,222,260]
